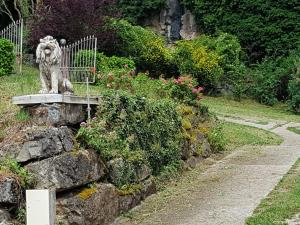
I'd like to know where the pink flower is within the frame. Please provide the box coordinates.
[197,87,204,92]
[90,67,96,74]
[80,122,87,127]
[192,88,198,94]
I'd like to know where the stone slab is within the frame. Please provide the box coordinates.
[26,150,106,192]
[12,94,99,106]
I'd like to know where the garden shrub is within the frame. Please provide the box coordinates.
[0,39,15,76]
[208,121,226,152]
[77,90,183,186]
[76,51,135,73]
[288,58,300,114]
[162,76,204,106]
[111,20,173,76]
[244,49,300,106]
[118,0,165,24]
[193,33,243,87]
[288,78,300,114]
[184,0,300,62]
[174,39,223,89]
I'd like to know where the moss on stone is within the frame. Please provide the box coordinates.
[77,187,97,200]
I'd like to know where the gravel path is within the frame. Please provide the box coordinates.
[114,118,300,225]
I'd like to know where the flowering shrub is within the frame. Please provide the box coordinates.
[98,69,135,91]
[163,76,204,106]
[174,40,223,89]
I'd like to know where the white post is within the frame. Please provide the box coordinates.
[26,190,56,225]
[86,76,91,121]
[19,19,23,74]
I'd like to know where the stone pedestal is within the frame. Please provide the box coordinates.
[12,94,99,126]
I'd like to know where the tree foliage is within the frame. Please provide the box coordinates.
[29,0,120,53]
[118,0,165,24]
[185,0,300,62]
[0,38,15,77]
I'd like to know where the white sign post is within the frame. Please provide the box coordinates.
[26,190,56,225]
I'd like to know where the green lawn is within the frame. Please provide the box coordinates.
[287,127,300,135]
[223,122,283,150]
[246,160,300,225]
[202,96,300,123]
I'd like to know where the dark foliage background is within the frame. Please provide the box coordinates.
[29,0,120,53]
[117,0,165,24]
[181,0,300,63]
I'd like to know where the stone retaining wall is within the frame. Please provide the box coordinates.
[0,116,212,224]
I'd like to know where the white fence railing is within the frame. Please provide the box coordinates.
[0,19,23,74]
[60,36,97,83]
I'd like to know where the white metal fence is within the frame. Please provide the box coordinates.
[60,36,97,83]
[0,19,23,74]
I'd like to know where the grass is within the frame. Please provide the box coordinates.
[287,127,300,135]
[202,96,300,123]
[246,159,300,225]
[223,122,283,149]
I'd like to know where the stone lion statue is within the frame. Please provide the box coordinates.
[36,36,73,94]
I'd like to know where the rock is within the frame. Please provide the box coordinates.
[26,150,106,192]
[185,156,201,169]
[142,1,198,42]
[118,178,156,213]
[0,126,74,163]
[181,140,192,160]
[191,132,206,156]
[56,183,118,225]
[141,178,156,200]
[180,9,198,40]
[201,140,212,158]
[136,164,152,182]
[0,221,13,225]
[25,103,86,126]
[0,175,21,205]
[118,191,142,213]
[0,209,11,222]
[108,158,152,186]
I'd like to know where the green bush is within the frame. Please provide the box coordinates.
[0,39,15,76]
[76,51,135,74]
[288,57,300,114]
[118,0,165,24]
[244,49,300,106]
[208,121,226,152]
[193,33,243,86]
[97,53,135,74]
[111,20,173,76]
[174,39,223,89]
[184,0,300,62]
[77,90,183,184]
